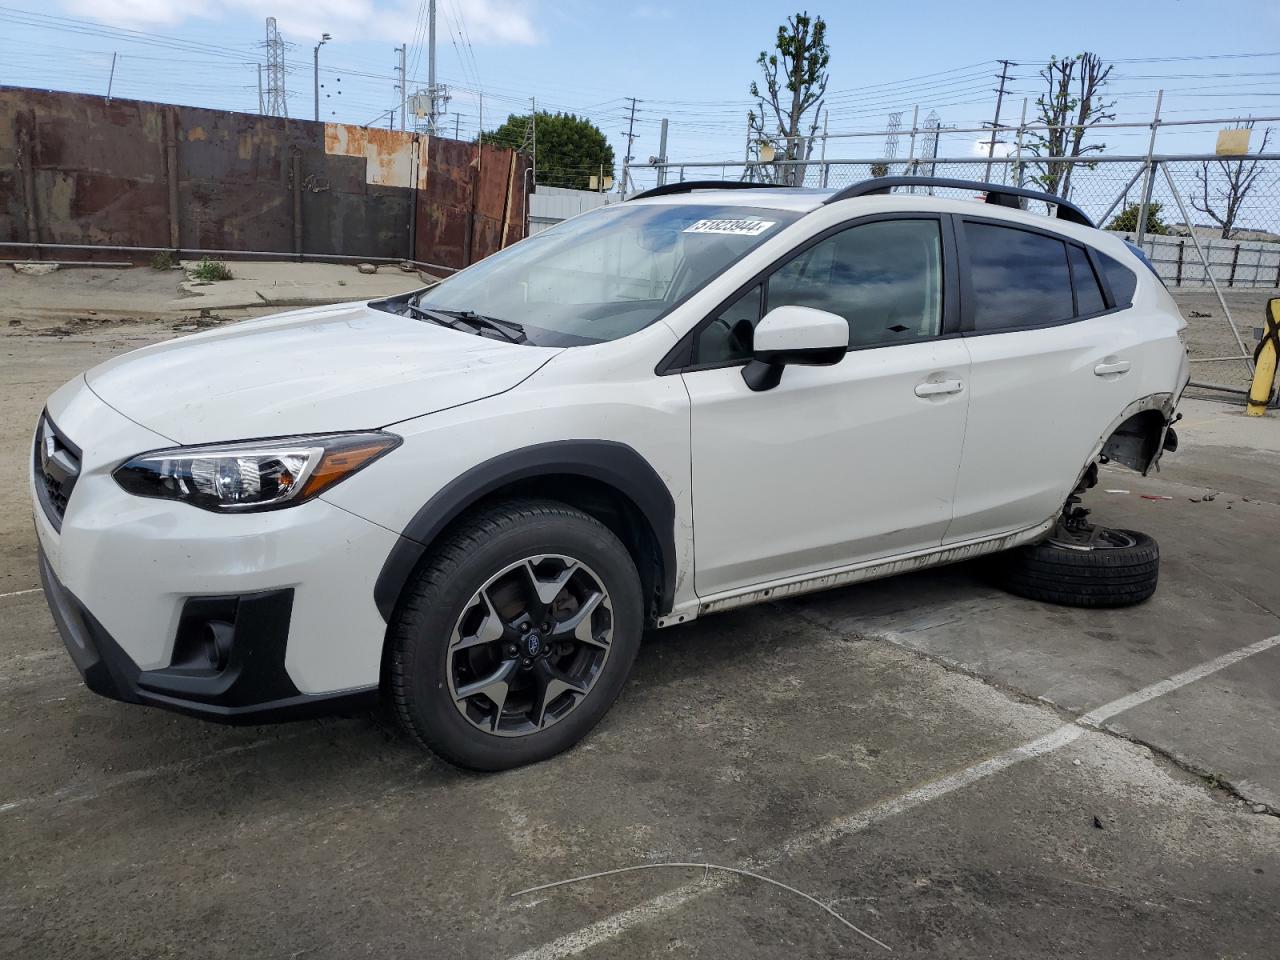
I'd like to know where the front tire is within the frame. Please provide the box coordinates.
[992,526,1159,608]
[388,499,643,771]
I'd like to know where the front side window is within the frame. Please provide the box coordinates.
[765,218,943,349]
[407,203,799,346]
[966,222,1074,331]
[694,284,763,365]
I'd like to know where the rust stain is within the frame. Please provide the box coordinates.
[2,88,529,268]
[324,122,415,188]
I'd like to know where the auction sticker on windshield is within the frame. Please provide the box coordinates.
[683,219,777,237]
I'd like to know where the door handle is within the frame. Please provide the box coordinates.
[1094,360,1131,376]
[914,379,964,398]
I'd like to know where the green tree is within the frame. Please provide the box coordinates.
[1026,52,1115,198]
[483,112,614,191]
[1107,201,1170,235]
[748,11,830,186]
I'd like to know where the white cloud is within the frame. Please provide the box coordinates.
[633,4,673,19]
[970,137,1015,158]
[60,0,540,45]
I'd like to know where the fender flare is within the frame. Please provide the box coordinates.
[372,440,678,622]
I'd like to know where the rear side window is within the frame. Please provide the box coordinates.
[965,222,1074,331]
[1099,252,1139,307]
[1068,244,1106,316]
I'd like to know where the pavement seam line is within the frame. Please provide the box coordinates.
[507,632,1280,960]
[0,587,40,600]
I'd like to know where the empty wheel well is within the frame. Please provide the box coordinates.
[1100,408,1174,474]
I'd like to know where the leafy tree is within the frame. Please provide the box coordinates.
[1192,122,1274,238]
[1107,201,1170,235]
[1026,52,1115,198]
[748,11,830,186]
[483,111,614,191]
[869,162,890,178]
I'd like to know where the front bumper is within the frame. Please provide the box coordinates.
[33,376,402,720]
[39,546,377,723]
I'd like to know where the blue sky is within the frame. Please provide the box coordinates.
[3,0,1280,187]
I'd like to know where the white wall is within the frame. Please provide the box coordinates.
[529,185,616,235]
[1113,231,1280,288]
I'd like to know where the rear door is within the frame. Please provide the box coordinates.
[679,214,972,599]
[945,217,1143,544]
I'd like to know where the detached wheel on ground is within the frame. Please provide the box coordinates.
[388,499,643,771]
[993,525,1159,608]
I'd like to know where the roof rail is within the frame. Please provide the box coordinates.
[824,176,1095,227]
[626,180,797,202]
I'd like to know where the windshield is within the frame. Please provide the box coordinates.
[408,203,800,346]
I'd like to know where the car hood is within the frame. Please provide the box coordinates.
[85,301,561,444]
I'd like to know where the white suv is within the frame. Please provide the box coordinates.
[33,176,1188,770]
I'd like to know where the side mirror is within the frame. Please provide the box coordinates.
[743,305,849,391]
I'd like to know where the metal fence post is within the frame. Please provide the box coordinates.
[819,109,829,189]
[1136,90,1163,245]
[1011,98,1029,188]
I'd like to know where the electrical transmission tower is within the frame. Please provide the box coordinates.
[884,111,903,161]
[919,110,941,177]
[264,18,289,117]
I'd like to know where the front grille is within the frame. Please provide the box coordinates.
[34,413,82,531]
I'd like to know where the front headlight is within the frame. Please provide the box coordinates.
[113,432,400,512]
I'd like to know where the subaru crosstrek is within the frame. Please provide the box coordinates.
[34,176,1188,770]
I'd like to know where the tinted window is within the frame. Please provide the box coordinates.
[967,222,1073,330]
[1068,244,1106,316]
[1099,252,1138,307]
[765,219,943,349]
[694,284,762,364]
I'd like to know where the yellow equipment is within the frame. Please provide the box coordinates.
[1248,298,1280,416]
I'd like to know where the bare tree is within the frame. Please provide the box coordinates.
[1192,122,1274,238]
[1026,52,1115,198]
[748,12,829,186]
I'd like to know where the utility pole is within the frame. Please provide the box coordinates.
[985,59,1016,181]
[453,112,460,139]
[523,97,537,183]
[655,117,668,187]
[313,33,330,122]
[257,64,264,113]
[106,52,117,100]
[394,44,407,132]
[427,0,437,133]
[620,96,638,198]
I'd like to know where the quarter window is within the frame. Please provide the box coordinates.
[1098,252,1138,308]
[694,284,764,364]
[1068,244,1106,316]
[966,222,1074,330]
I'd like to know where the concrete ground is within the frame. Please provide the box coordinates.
[3,270,1280,959]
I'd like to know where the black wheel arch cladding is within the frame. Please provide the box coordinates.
[373,440,678,623]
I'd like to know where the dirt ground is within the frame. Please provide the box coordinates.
[3,267,1280,959]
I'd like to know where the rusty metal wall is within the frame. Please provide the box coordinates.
[0,87,528,268]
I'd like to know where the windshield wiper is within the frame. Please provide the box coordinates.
[405,300,527,344]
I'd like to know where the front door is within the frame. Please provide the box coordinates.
[680,215,972,599]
